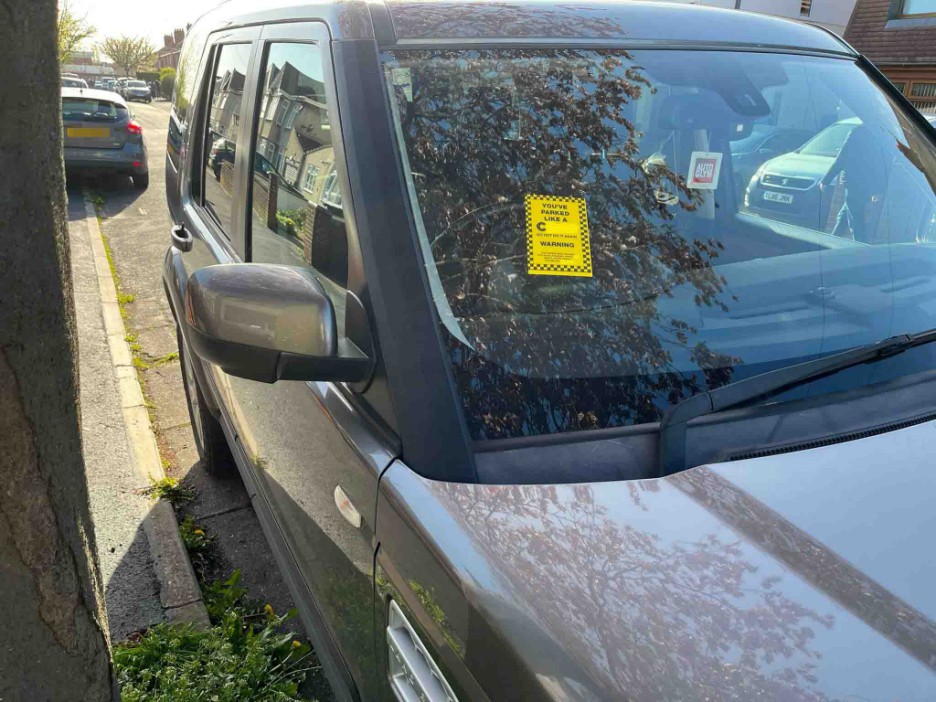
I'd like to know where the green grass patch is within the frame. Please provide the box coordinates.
[89,190,105,214]
[113,572,316,701]
[133,351,180,371]
[138,476,195,505]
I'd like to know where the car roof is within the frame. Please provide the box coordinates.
[193,0,854,54]
[61,87,128,105]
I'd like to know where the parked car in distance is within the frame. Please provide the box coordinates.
[63,87,148,189]
[62,76,88,88]
[124,79,152,103]
[731,124,812,200]
[164,2,936,701]
[744,117,861,229]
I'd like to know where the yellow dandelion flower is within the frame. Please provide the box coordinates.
[193,529,205,536]
[263,604,275,617]
[291,640,302,649]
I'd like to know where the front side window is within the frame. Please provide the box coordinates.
[249,42,349,333]
[202,42,251,237]
[385,49,936,440]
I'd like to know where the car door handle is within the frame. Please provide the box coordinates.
[171,224,193,252]
[387,599,458,702]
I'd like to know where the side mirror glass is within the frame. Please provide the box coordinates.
[185,264,369,384]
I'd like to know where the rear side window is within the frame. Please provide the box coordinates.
[247,42,350,333]
[201,43,252,238]
[62,98,127,122]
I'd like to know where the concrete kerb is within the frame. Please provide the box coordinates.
[82,195,210,629]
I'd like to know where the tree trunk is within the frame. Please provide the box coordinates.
[0,1,112,700]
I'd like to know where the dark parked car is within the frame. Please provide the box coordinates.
[745,117,861,229]
[123,79,152,103]
[62,87,149,189]
[164,2,936,700]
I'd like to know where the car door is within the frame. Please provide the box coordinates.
[222,21,397,701]
[171,27,259,413]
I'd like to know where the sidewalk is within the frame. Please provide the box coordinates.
[68,188,208,641]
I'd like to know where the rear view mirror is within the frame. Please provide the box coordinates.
[185,264,369,384]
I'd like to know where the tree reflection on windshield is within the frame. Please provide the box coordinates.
[389,49,738,438]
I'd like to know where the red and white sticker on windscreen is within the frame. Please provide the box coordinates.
[687,151,723,190]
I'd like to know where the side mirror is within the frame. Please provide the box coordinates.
[185,264,370,384]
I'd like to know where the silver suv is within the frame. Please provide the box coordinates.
[164,2,936,700]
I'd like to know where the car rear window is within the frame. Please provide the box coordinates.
[62,98,127,123]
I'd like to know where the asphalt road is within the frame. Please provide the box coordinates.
[68,98,333,698]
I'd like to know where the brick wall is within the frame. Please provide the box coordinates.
[845,0,936,65]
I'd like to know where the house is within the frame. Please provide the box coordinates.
[157,28,186,72]
[62,49,116,83]
[669,0,858,36]
[845,0,936,112]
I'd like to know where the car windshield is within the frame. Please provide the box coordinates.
[62,97,126,122]
[798,121,857,157]
[385,49,936,441]
[129,81,147,87]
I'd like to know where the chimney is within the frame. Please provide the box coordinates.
[174,28,184,45]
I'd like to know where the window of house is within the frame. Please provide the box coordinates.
[202,43,251,237]
[900,0,936,15]
[303,164,320,192]
[800,0,812,16]
[274,99,288,126]
[249,42,349,333]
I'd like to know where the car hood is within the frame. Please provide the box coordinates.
[387,421,936,701]
[762,152,833,180]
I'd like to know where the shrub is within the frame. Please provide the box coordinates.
[276,208,306,236]
[159,67,176,98]
[113,571,317,701]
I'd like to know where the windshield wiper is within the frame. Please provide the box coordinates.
[657,327,936,477]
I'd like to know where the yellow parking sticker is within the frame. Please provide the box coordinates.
[525,194,592,277]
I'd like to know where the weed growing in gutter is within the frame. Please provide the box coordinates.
[138,476,196,505]
[113,572,317,701]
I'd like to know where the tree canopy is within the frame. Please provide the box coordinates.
[57,2,95,66]
[100,36,155,78]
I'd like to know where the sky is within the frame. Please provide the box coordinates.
[69,0,221,53]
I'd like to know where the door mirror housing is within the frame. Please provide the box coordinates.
[185,264,370,384]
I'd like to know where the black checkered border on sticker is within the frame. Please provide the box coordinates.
[525,194,592,275]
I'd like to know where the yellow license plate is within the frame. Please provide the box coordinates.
[67,127,110,138]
